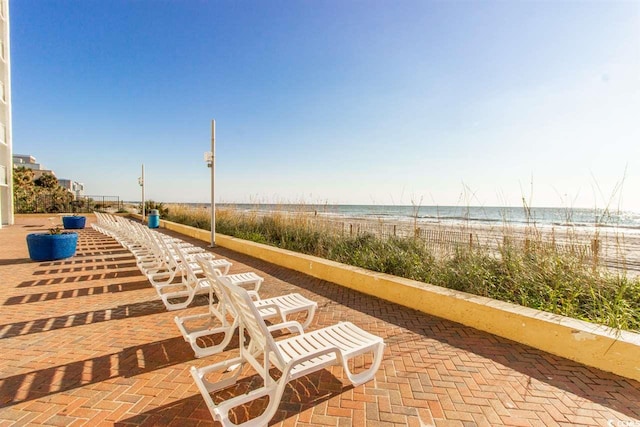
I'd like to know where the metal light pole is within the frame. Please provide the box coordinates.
[138,164,145,223]
[205,120,216,247]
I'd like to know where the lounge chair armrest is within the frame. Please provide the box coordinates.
[237,281,262,292]
[256,302,283,317]
[267,320,304,336]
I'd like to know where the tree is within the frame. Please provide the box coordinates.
[14,166,34,186]
[142,200,169,217]
[13,167,37,212]
[48,185,73,212]
[35,173,59,189]
[13,168,73,213]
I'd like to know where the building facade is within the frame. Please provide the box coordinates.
[0,0,12,227]
[13,154,42,170]
[58,179,85,199]
[13,154,57,180]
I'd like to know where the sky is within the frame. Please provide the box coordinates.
[9,0,640,210]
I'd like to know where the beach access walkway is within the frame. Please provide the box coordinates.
[1,216,639,426]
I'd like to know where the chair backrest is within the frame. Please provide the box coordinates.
[195,255,232,318]
[169,241,199,283]
[155,237,182,269]
[217,274,285,366]
[141,227,165,258]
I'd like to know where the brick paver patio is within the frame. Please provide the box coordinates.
[1,216,639,426]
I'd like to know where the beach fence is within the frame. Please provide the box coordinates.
[80,195,123,213]
[302,216,481,255]
[339,221,408,239]
[508,236,596,256]
[222,209,606,266]
[14,194,122,214]
[415,228,478,252]
[501,235,598,262]
[303,215,603,263]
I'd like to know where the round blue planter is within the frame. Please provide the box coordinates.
[26,232,79,261]
[62,215,86,229]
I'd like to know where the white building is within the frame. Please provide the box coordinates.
[58,179,85,199]
[13,154,57,180]
[13,154,42,170]
[0,0,12,228]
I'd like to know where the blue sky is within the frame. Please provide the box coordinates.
[10,0,640,210]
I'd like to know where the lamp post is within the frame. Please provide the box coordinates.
[138,164,145,223]
[205,120,216,247]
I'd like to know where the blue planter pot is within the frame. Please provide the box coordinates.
[62,215,86,229]
[26,232,79,261]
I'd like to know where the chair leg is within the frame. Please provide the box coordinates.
[298,305,317,329]
[175,314,238,358]
[156,277,199,310]
[160,291,195,311]
[341,342,385,386]
[197,372,288,427]
[190,356,245,394]
[147,269,178,286]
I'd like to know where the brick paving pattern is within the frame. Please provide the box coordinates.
[1,216,639,426]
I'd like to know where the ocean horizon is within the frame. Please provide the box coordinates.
[159,203,640,232]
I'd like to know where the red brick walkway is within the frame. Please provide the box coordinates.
[1,216,639,426]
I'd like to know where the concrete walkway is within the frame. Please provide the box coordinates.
[1,216,639,426]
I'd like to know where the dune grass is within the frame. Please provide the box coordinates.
[163,204,640,332]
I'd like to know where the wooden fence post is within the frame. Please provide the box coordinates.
[591,238,600,265]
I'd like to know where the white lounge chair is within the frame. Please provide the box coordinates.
[175,256,317,358]
[190,274,385,426]
[142,232,225,288]
[155,241,231,311]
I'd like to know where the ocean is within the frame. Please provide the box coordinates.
[215,204,640,233]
